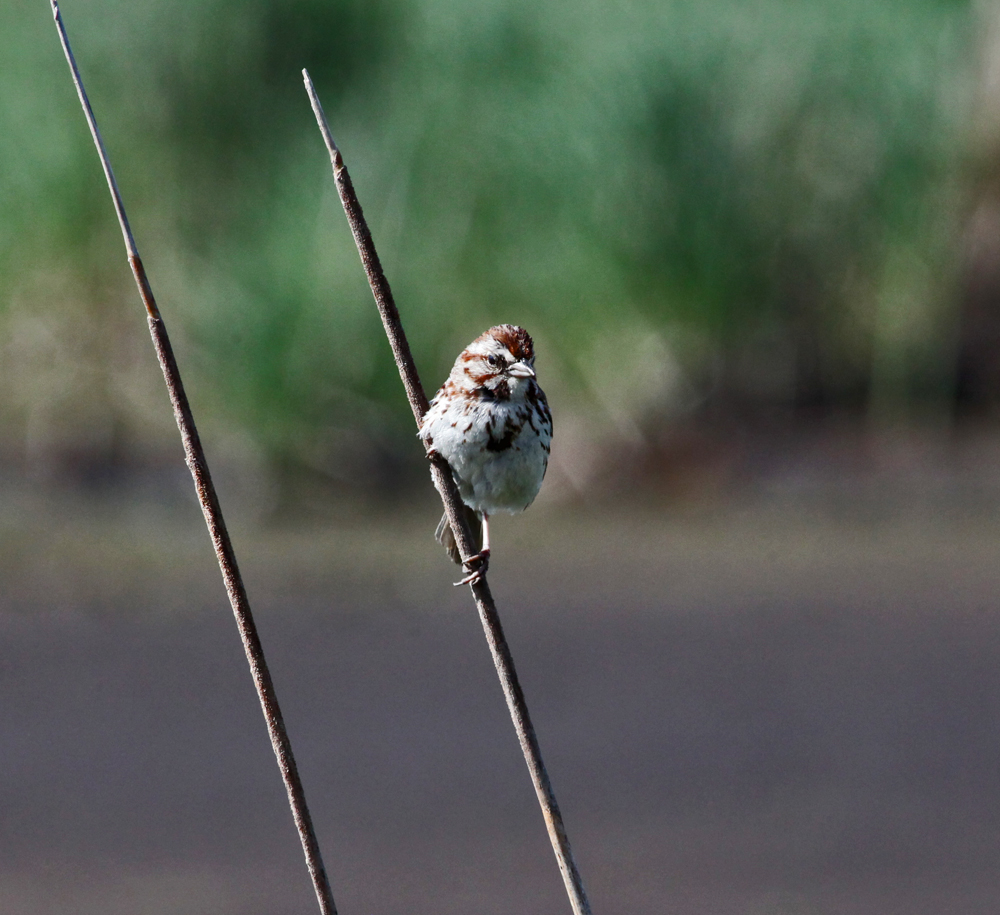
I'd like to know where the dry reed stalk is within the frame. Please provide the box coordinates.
[304,69,593,915]
[51,6,338,913]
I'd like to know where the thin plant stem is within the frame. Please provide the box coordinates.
[304,70,593,915]
[50,6,338,914]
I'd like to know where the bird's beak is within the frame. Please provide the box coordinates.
[507,361,535,378]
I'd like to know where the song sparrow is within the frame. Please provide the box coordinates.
[419,324,552,584]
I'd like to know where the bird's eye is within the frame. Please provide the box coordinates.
[487,354,501,367]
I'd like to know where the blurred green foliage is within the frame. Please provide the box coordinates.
[0,0,975,487]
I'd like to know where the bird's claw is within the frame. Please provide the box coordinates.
[454,549,490,586]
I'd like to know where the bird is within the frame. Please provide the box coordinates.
[418,324,552,585]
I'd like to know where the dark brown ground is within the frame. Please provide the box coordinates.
[3,481,1000,914]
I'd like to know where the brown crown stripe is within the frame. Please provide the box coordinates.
[481,324,534,362]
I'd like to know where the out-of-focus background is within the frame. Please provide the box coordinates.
[5,0,1000,912]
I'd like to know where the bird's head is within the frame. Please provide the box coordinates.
[452,324,538,401]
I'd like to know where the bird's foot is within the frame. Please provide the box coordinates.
[454,549,490,586]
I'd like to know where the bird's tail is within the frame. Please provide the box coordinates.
[434,506,482,564]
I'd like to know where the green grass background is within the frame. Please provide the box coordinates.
[0,0,976,492]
